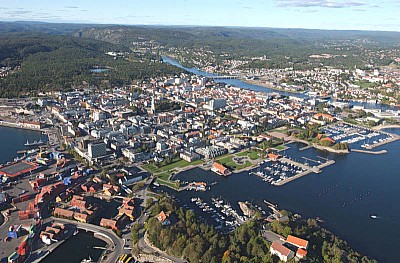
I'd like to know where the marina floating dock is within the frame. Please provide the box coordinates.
[274,158,335,186]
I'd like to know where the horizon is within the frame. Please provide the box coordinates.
[0,0,399,32]
[2,20,400,34]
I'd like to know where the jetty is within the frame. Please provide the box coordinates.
[365,135,399,150]
[274,158,335,186]
[351,149,387,155]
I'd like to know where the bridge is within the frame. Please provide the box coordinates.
[212,75,238,79]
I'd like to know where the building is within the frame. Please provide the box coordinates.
[88,141,106,158]
[270,241,295,262]
[286,235,309,250]
[0,161,39,180]
[100,218,119,231]
[195,146,227,159]
[211,162,231,176]
[157,211,170,226]
[203,99,227,111]
[180,151,201,162]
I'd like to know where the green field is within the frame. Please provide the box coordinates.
[142,159,203,175]
[218,155,253,170]
[237,150,260,160]
[273,145,288,151]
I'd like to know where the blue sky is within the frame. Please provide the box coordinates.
[0,0,399,31]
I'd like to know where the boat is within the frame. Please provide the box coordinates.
[81,255,94,263]
[370,215,378,219]
[24,139,45,146]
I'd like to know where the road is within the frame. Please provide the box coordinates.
[49,217,123,263]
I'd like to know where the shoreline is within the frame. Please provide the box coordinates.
[241,78,306,94]
[0,121,44,132]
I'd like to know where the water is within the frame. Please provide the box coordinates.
[41,230,106,263]
[90,68,109,73]
[159,129,400,262]
[162,56,392,110]
[0,126,45,164]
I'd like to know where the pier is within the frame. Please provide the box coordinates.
[274,158,335,186]
[351,149,387,155]
[365,135,399,150]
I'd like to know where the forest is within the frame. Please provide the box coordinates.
[0,32,185,97]
[136,196,376,263]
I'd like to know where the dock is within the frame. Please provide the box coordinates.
[351,149,387,155]
[365,135,399,150]
[274,159,335,186]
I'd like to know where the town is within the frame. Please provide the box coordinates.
[0,69,398,262]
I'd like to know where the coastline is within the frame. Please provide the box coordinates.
[0,120,44,132]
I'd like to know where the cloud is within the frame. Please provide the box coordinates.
[6,10,33,15]
[276,0,367,8]
[81,9,89,12]
[64,6,79,9]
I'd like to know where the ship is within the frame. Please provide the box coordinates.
[81,255,94,263]
[24,139,45,146]
[370,215,378,219]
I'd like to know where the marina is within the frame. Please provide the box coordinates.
[322,123,397,150]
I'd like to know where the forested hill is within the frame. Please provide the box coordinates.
[0,31,185,98]
[74,26,400,69]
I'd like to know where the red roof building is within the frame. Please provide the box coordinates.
[286,235,309,250]
[211,162,231,176]
[270,241,295,262]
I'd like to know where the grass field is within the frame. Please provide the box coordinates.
[218,155,253,170]
[142,159,203,174]
[237,150,260,160]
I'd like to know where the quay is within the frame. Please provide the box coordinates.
[351,149,388,155]
[274,158,335,186]
[365,134,399,150]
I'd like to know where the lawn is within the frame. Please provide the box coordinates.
[218,155,253,170]
[237,150,260,160]
[156,178,179,190]
[274,145,287,151]
[157,172,171,181]
[142,158,203,175]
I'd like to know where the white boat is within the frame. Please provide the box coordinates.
[370,215,378,219]
[81,255,94,263]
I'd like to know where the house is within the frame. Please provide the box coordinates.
[270,241,295,262]
[286,235,309,250]
[267,153,281,161]
[118,205,135,221]
[157,211,171,226]
[296,248,308,259]
[100,218,119,231]
[53,207,74,219]
[211,162,231,176]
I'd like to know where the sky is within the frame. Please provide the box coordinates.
[0,0,399,31]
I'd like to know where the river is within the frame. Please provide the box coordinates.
[162,56,392,110]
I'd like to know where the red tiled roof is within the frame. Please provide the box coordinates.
[271,241,292,256]
[287,235,309,249]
